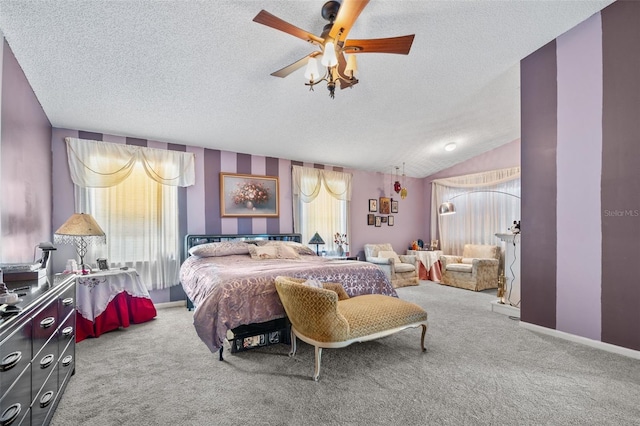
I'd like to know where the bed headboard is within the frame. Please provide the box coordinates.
[183,233,303,260]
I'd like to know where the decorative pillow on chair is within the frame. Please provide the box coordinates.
[378,250,402,264]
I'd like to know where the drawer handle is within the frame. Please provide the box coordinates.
[0,351,22,372]
[62,326,74,337]
[39,391,54,408]
[40,354,55,369]
[62,355,73,367]
[40,316,55,328]
[62,297,74,306]
[0,403,21,426]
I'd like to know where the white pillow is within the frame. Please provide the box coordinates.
[247,244,300,260]
[377,250,401,263]
[304,279,323,288]
[188,241,250,257]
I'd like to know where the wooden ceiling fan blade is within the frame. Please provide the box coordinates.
[344,35,415,55]
[270,52,320,78]
[328,0,370,41]
[253,10,323,45]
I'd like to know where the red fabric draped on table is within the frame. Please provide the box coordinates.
[74,269,157,342]
[76,293,157,342]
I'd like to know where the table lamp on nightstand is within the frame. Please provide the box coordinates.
[54,213,106,275]
[308,232,325,256]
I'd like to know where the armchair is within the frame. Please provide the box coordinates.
[363,243,419,288]
[439,244,500,292]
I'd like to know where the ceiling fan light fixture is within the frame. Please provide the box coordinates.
[321,41,338,67]
[304,57,320,81]
[345,54,358,78]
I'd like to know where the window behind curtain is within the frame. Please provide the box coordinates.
[293,166,351,254]
[77,161,180,290]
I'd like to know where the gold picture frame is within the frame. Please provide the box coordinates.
[379,197,391,214]
[220,173,279,217]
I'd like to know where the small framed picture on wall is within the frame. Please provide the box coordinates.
[369,199,377,212]
[388,216,394,226]
[367,214,375,225]
[391,200,398,213]
[379,197,391,214]
[375,216,382,227]
[381,216,387,223]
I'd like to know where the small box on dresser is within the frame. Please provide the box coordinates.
[0,274,76,426]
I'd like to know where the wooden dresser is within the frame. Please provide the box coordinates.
[0,274,76,426]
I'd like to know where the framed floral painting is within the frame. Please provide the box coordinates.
[220,173,279,217]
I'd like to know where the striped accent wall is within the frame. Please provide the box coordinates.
[521,1,640,352]
[51,130,344,302]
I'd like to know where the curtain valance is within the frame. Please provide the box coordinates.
[65,137,195,188]
[430,166,520,189]
[292,165,352,202]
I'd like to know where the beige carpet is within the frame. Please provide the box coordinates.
[50,281,640,426]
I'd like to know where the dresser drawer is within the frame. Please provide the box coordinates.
[30,364,58,426]
[57,312,74,354]
[0,317,32,400]
[31,336,58,403]
[31,302,58,358]
[0,364,31,426]
[57,283,76,321]
[58,338,75,389]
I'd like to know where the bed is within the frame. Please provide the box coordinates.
[179,233,397,357]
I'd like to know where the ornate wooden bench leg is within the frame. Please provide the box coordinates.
[313,346,323,381]
[219,346,224,361]
[289,328,297,357]
[420,324,428,352]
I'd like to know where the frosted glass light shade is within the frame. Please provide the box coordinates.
[321,42,338,67]
[304,57,320,81]
[438,202,456,215]
[345,54,358,77]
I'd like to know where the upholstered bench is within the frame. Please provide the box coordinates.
[274,276,428,381]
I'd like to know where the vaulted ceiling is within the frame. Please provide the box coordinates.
[0,0,614,177]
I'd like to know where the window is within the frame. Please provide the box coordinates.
[77,162,180,290]
[292,166,352,254]
[65,137,195,290]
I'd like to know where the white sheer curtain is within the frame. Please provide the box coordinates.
[430,167,521,256]
[65,137,195,290]
[292,165,352,253]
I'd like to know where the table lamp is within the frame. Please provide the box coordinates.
[308,232,325,256]
[54,213,106,275]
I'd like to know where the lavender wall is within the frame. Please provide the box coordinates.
[521,1,640,352]
[422,139,521,241]
[0,38,52,263]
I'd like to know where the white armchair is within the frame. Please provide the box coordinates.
[364,243,419,288]
[439,244,500,292]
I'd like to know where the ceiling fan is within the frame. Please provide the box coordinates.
[253,0,415,98]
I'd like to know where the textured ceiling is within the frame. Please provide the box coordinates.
[0,0,614,178]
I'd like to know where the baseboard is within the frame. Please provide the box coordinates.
[490,300,520,318]
[520,321,640,361]
[154,300,186,309]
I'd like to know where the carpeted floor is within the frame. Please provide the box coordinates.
[50,281,640,426]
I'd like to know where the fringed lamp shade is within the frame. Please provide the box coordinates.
[54,213,106,274]
[308,232,325,256]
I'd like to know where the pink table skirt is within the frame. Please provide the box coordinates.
[76,292,157,342]
[418,260,442,282]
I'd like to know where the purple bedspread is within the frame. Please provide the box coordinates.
[180,254,397,353]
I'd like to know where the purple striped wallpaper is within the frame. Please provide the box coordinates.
[521,0,640,352]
